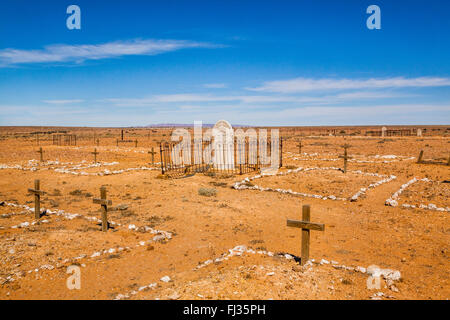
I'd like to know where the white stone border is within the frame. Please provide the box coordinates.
[233,167,396,202]
[193,245,401,295]
[286,153,415,164]
[385,178,449,212]
[0,160,160,176]
[0,215,173,285]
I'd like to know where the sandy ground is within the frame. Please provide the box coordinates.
[0,127,449,300]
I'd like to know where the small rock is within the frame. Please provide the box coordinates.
[160,276,171,283]
[168,292,180,300]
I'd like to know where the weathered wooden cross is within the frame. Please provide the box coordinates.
[28,179,45,219]
[286,205,325,265]
[297,141,302,154]
[37,147,44,162]
[134,139,138,148]
[91,148,99,163]
[148,147,156,164]
[338,144,352,173]
[93,186,112,232]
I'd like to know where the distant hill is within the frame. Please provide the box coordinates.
[142,123,249,128]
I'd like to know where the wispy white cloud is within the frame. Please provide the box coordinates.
[43,99,85,104]
[203,83,227,88]
[0,39,221,66]
[103,90,410,107]
[247,77,450,93]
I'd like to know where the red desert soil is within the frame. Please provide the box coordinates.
[0,126,449,300]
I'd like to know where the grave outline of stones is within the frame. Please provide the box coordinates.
[385,177,450,212]
[233,166,397,202]
[287,204,325,265]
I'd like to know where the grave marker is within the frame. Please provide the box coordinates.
[28,179,45,219]
[417,128,422,137]
[37,147,44,162]
[417,150,424,164]
[287,205,325,265]
[338,144,352,173]
[297,141,302,154]
[91,148,99,163]
[93,186,112,232]
[381,126,387,137]
[148,147,156,165]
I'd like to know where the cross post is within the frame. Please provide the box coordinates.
[297,141,302,154]
[338,144,352,173]
[148,147,156,165]
[37,147,44,162]
[286,205,325,265]
[417,150,424,164]
[91,148,99,163]
[93,186,112,232]
[135,139,138,148]
[28,179,45,219]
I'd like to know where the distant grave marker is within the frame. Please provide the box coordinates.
[338,144,352,173]
[37,147,44,162]
[381,127,387,137]
[93,186,112,232]
[28,179,45,219]
[148,147,157,165]
[417,128,422,137]
[91,148,99,163]
[286,205,325,265]
[297,141,302,154]
[417,150,424,164]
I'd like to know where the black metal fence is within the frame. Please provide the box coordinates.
[159,137,283,177]
[52,134,77,146]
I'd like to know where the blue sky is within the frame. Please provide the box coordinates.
[0,0,449,126]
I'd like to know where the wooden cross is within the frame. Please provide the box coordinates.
[338,144,352,173]
[447,154,450,166]
[148,147,156,164]
[91,148,99,163]
[135,139,138,148]
[287,205,325,265]
[93,187,112,232]
[417,150,424,164]
[37,147,44,162]
[297,141,302,154]
[28,179,45,219]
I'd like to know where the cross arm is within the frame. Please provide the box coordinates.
[93,198,112,206]
[28,188,45,195]
[287,219,325,231]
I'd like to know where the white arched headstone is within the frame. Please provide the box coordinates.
[417,128,422,137]
[212,120,234,170]
[381,126,387,137]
